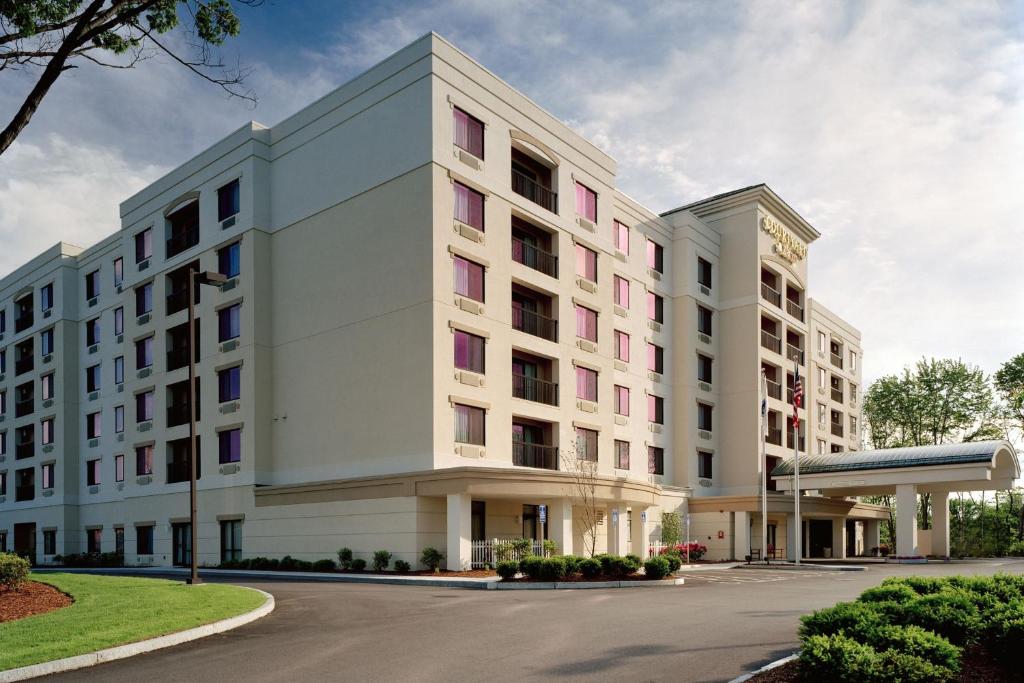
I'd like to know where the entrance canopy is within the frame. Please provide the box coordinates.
[770,440,1020,497]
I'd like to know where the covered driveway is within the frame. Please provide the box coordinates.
[771,440,1020,557]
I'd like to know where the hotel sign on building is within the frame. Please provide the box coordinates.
[760,215,808,263]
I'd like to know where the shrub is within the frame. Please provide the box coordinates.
[987,600,1024,668]
[845,623,959,672]
[859,583,918,604]
[644,556,671,580]
[350,558,367,571]
[800,633,954,683]
[579,558,602,579]
[279,555,298,572]
[537,557,568,582]
[393,559,411,572]
[496,561,519,580]
[542,539,557,557]
[1006,540,1024,557]
[886,576,945,596]
[605,555,638,578]
[511,538,534,556]
[313,559,336,572]
[901,591,982,645]
[800,600,887,639]
[337,547,353,570]
[561,555,581,576]
[519,555,544,580]
[874,649,957,683]
[662,551,682,572]
[420,547,444,571]
[372,550,392,572]
[0,553,30,591]
[661,511,681,545]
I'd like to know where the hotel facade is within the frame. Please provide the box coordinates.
[0,34,886,569]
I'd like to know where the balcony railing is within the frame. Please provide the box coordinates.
[167,460,191,484]
[511,237,558,278]
[14,314,33,333]
[831,423,844,437]
[166,289,190,316]
[511,168,558,213]
[786,344,804,364]
[166,404,192,428]
[15,400,33,418]
[512,374,558,406]
[15,486,34,502]
[14,357,33,376]
[831,389,844,403]
[761,282,781,308]
[512,441,559,470]
[166,225,199,259]
[767,428,782,446]
[166,347,190,372]
[831,352,843,369]
[765,379,781,400]
[786,299,804,321]
[787,434,807,451]
[512,305,557,342]
[16,442,34,459]
[760,330,781,354]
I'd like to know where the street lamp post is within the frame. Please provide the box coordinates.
[186,269,227,585]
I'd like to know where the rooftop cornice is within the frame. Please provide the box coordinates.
[664,184,821,244]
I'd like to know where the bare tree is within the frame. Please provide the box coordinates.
[0,1,261,156]
[560,444,601,557]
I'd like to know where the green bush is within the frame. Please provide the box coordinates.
[350,558,367,572]
[0,553,30,591]
[858,624,960,672]
[662,551,682,572]
[624,554,643,570]
[885,576,945,596]
[661,511,681,545]
[579,557,602,579]
[511,538,534,556]
[295,559,314,571]
[1006,540,1024,557]
[537,557,568,582]
[800,600,887,639]
[983,598,1024,667]
[561,555,581,576]
[420,547,444,571]
[901,591,982,645]
[542,539,557,557]
[496,561,519,580]
[519,555,544,580]
[644,556,671,580]
[859,583,918,604]
[337,547,353,570]
[313,559,336,572]
[800,633,955,683]
[372,550,392,572]
[393,559,411,572]
[279,555,298,571]
[874,649,957,683]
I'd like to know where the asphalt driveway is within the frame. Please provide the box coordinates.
[44,559,1024,683]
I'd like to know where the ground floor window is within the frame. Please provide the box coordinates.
[0,531,6,552]
[87,528,102,554]
[115,527,124,556]
[137,525,154,555]
[172,523,191,566]
[43,529,56,555]
[220,520,242,563]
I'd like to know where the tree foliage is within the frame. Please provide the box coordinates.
[0,0,260,155]
[995,353,1024,437]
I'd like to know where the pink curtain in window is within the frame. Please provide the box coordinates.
[615,330,629,361]
[576,367,597,401]
[454,257,484,302]
[575,182,597,221]
[614,221,629,253]
[647,239,657,269]
[615,385,629,415]
[453,108,484,158]
[455,404,484,445]
[576,305,597,341]
[575,244,596,281]
[454,331,484,373]
[615,276,629,307]
[647,292,656,320]
[648,343,657,372]
[648,394,657,422]
[453,183,484,230]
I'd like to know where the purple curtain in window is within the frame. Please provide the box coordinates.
[453,182,484,230]
[219,367,241,402]
[454,404,485,445]
[453,108,484,158]
[576,305,597,342]
[219,305,240,341]
[575,182,597,221]
[219,429,241,463]
[576,367,597,401]
[137,446,153,475]
[615,276,629,307]
[453,257,485,302]
[453,331,485,373]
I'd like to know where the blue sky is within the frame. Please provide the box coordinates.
[1,1,1022,387]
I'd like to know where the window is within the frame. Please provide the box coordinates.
[850,415,858,433]
[0,471,5,495]
[43,529,56,555]
[648,394,664,424]
[850,383,858,401]
[0,432,6,456]
[113,258,123,287]
[453,107,484,158]
[614,330,629,362]
[41,418,54,445]
[15,467,33,500]
[85,270,100,300]
[115,454,124,482]
[114,356,124,385]
[114,405,124,434]
[0,350,5,373]
[86,364,101,392]
[648,292,664,323]
[40,328,54,355]
[136,390,154,423]
[697,305,712,335]
[135,228,152,263]
[614,385,630,416]
[613,220,629,254]
[697,403,713,432]
[40,283,54,310]
[218,304,241,342]
[697,257,712,288]
[135,336,153,369]
[454,403,485,445]
[613,276,629,308]
[135,282,152,316]
[648,446,664,475]
[0,391,5,414]
[817,332,826,354]
[41,462,54,489]
[86,411,101,439]
[698,450,713,479]
[614,440,630,470]
[218,241,241,278]
[115,527,124,556]
[817,439,826,454]
[87,529,101,554]
[218,366,241,402]
[453,330,485,374]
[114,307,124,336]
[647,240,664,273]
[218,428,241,463]
[697,354,713,383]
[137,525,154,555]
[86,317,100,346]
[648,343,664,374]
[41,373,54,400]
[87,459,101,486]
[136,445,153,475]
[817,403,826,423]
[453,182,484,230]
[575,427,598,461]
[576,244,597,282]
[218,178,240,221]
[453,256,485,302]
[576,366,598,401]
[575,305,597,342]
[817,367,826,388]
[850,351,857,371]
[575,182,597,222]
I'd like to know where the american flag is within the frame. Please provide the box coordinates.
[792,364,803,428]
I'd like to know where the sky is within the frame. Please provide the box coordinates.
[1,0,1022,388]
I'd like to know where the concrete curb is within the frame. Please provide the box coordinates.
[0,586,274,682]
[488,577,685,590]
[727,652,799,683]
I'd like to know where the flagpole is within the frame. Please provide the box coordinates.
[760,370,768,565]
[793,360,801,566]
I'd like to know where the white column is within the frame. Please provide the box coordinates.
[786,514,798,561]
[932,491,950,558]
[733,511,751,560]
[895,484,919,557]
[864,519,881,554]
[446,493,471,571]
[831,518,847,560]
[630,507,648,558]
[548,498,574,556]
[606,506,628,555]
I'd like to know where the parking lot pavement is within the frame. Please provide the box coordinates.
[678,568,842,584]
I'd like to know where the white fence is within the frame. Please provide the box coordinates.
[471,539,545,568]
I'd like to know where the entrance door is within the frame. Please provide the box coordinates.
[846,520,857,557]
[172,523,191,567]
[13,523,35,563]
[808,519,832,557]
[767,524,777,558]
[471,501,486,541]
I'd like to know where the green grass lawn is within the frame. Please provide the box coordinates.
[0,573,266,671]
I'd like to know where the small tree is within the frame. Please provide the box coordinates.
[561,442,601,557]
[661,511,681,545]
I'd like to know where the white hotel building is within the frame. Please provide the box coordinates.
[0,34,886,569]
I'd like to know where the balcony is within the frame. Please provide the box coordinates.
[166,347,190,372]
[511,168,557,214]
[15,399,33,418]
[765,379,781,400]
[511,237,558,278]
[787,433,806,451]
[831,352,843,369]
[786,299,804,321]
[512,441,558,470]
[760,329,781,354]
[831,388,844,403]
[512,374,558,406]
[166,225,199,258]
[15,485,34,502]
[786,344,804,364]
[14,313,32,334]
[512,305,557,343]
[761,282,781,308]
[831,423,844,438]
[166,289,190,315]
[166,403,192,428]
[14,357,33,376]
[767,427,782,446]
[16,441,34,459]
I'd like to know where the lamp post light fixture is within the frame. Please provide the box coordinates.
[186,269,227,585]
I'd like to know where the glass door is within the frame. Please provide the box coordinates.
[172,522,191,567]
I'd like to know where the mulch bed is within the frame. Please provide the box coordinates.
[747,647,1022,682]
[0,581,73,623]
